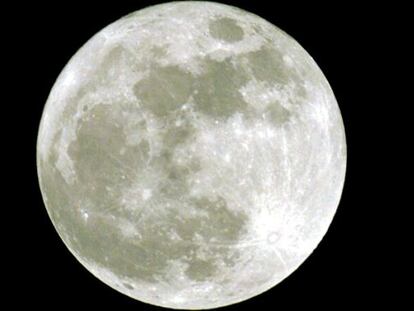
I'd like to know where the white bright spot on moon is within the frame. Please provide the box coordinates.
[142,189,152,201]
[81,209,89,221]
[37,1,346,310]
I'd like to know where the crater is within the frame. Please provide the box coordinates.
[209,17,244,43]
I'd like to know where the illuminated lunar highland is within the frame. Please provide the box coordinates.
[37,2,346,309]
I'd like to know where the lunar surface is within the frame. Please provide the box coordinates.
[37,1,346,309]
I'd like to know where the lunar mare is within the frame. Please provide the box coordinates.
[37,2,346,310]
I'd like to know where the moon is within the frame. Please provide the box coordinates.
[37,1,346,309]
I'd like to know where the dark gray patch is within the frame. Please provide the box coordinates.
[209,17,244,43]
[266,101,292,124]
[133,65,193,117]
[185,259,216,281]
[163,120,194,146]
[151,46,167,59]
[68,104,150,216]
[123,283,134,290]
[193,58,249,118]
[246,47,290,84]
[41,152,166,283]
[192,196,248,241]
[169,196,248,281]
[157,155,196,198]
[40,114,168,283]
[158,169,190,198]
[43,134,245,284]
[69,105,129,187]
[174,196,247,242]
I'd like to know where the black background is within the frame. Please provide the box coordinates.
[8,0,395,309]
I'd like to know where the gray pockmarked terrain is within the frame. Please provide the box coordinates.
[37,2,346,309]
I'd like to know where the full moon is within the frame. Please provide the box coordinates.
[37,1,346,309]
